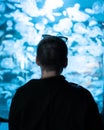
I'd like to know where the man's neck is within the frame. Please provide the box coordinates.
[41,70,59,79]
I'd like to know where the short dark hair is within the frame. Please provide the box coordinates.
[37,35,68,73]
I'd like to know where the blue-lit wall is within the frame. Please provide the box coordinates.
[0,1,104,125]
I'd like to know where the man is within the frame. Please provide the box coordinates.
[9,35,104,130]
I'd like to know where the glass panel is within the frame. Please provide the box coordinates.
[0,0,104,119]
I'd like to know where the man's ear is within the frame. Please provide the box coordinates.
[36,56,40,66]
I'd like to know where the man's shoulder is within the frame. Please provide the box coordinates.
[14,79,38,95]
[65,81,86,91]
[12,79,39,101]
[64,81,93,99]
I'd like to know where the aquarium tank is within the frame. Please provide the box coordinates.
[0,0,104,122]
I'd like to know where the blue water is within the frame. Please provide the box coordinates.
[0,123,8,130]
[0,0,104,120]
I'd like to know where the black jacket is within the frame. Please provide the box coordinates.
[9,75,104,130]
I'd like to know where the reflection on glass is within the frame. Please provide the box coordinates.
[0,0,104,119]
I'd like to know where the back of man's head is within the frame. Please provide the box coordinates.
[36,35,68,73]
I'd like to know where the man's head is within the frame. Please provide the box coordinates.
[36,35,68,74]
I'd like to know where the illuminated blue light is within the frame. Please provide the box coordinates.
[0,0,104,119]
